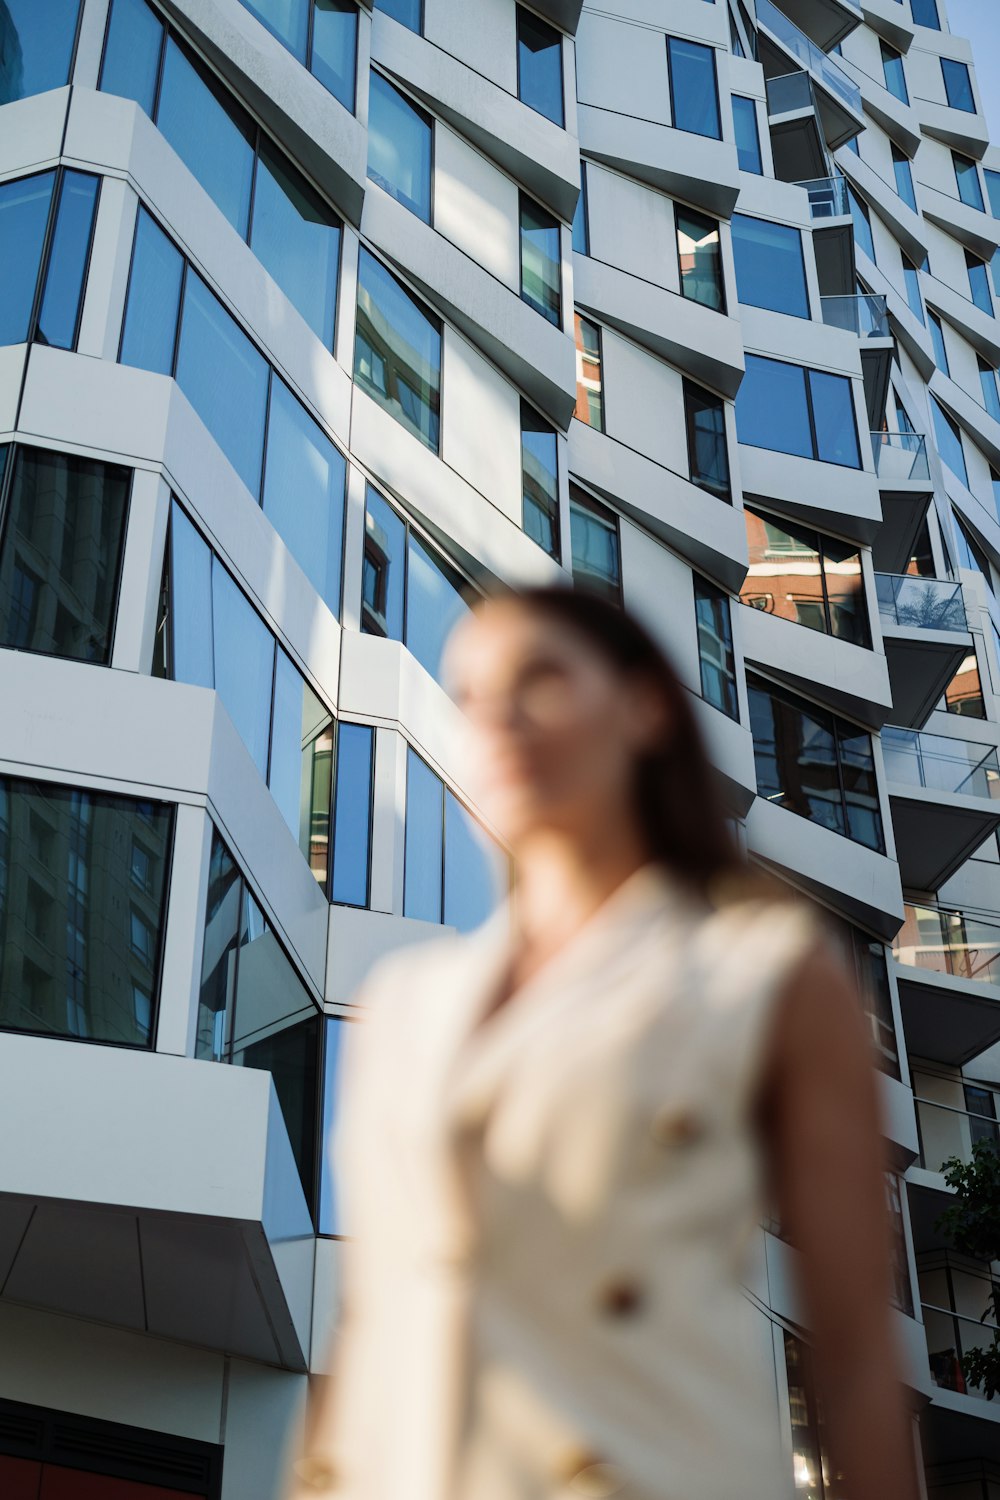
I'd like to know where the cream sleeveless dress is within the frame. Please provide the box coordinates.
[320,861,823,1500]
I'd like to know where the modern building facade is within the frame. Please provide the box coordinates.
[2,0,1000,1494]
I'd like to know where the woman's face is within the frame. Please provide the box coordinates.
[442,598,670,852]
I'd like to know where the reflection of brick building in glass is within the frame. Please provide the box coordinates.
[740,504,869,646]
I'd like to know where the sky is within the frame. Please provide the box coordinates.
[946,0,1000,144]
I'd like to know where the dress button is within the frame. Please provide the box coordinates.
[553,1448,628,1496]
[649,1103,704,1147]
[594,1275,644,1318]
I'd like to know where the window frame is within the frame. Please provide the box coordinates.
[741,502,872,648]
[941,57,975,114]
[693,572,740,720]
[675,205,727,315]
[329,719,376,910]
[737,354,862,469]
[515,3,566,127]
[366,66,435,225]
[666,34,722,141]
[519,189,563,327]
[683,378,731,502]
[402,743,499,929]
[354,243,444,453]
[520,397,561,559]
[573,310,605,433]
[732,94,763,174]
[1,165,102,354]
[569,482,623,605]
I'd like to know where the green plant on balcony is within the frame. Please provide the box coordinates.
[935,1139,1000,1398]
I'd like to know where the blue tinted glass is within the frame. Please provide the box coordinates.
[732,95,762,173]
[892,147,916,211]
[748,680,847,839]
[240,0,308,59]
[522,404,559,556]
[571,164,588,255]
[211,564,275,776]
[0,171,55,345]
[980,362,1000,423]
[367,71,432,222]
[808,370,860,468]
[99,0,163,112]
[910,0,939,25]
[406,533,471,685]
[969,255,994,316]
[374,0,421,29]
[942,58,974,112]
[931,395,969,488]
[331,722,373,907]
[731,214,807,317]
[355,248,441,450]
[250,141,341,346]
[517,7,564,126]
[521,195,561,324]
[986,169,1000,220]
[37,171,99,350]
[570,489,620,600]
[881,43,908,104]
[735,355,811,458]
[694,576,738,720]
[267,647,305,836]
[902,257,923,323]
[955,153,985,211]
[0,0,81,104]
[929,312,949,374]
[444,793,495,933]
[667,37,720,139]
[263,380,346,615]
[404,749,443,922]
[157,37,256,236]
[120,209,184,374]
[847,184,876,263]
[176,272,270,496]
[169,502,214,689]
[319,1017,345,1233]
[362,487,405,640]
[685,383,730,500]
[312,0,358,111]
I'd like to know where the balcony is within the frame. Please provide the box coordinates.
[883,728,1000,889]
[872,431,931,483]
[763,0,861,53]
[758,0,863,167]
[797,174,850,220]
[924,1301,1000,1403]
[894,903,1000,1065]
[869,433,934,575]
[821,292,890,337]
[797,173,856,298]
[914,1093,1000,1175]
[875,574,971,728]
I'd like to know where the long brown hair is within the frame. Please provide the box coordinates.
[480,583,747,898]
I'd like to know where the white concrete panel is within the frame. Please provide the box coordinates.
[0,344,25,433]
[575,12,670,125]
[159,804,214,1059]
[221,1359,309,1500]
[0,89,68,178]
[619,522,701,691]
[424,0,516,94]
[441,326,523,525]
[601,329,686,473]
[75,177,138,362]
[433,124,520,291]
[111,468,169,675]
[326,904,459,1006]
[585,164,675,291]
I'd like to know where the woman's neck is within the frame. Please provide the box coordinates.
[509,831,655,968]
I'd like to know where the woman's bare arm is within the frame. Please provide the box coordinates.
[754,938,921,1500]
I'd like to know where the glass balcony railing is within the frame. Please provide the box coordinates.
[796,175,851,219]
[757,0,863,114]
[913,1094,1000,1172]
[821,292,889,337]
[874,574,967,631]
[893,901,1000,988]
[870,430,931,482]
[882,727,1000,798]
[764,69,815,115]
[924,1302,1000,1400]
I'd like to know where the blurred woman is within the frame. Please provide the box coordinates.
[286,585,919,1500]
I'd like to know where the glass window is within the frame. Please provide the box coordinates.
[954,152,985,212]
[443,790,496,933]
[355,247,441,451]
[521,401,560,557]
[676,208,725,313]
[269,650,334,878]
[732,95,762,174]
[119,208,185,375]
[784,1334,844,1494]
[361,485,474,685]
[942,58,975,113]
[404,748,443,922]
[667,36,721,139]
[741,505,869,647]
[516,5,564,127]
[241,0,308,58]
[168,503,215,689]
[0,777,171,1045]
[929,311,949,374]
[980,359,1000,423]
[0,447,131,664]
[331,722,373,907]
[175,271,271,496]
[986,168,1000,220]
[0,170,56,346]
[901,251,924,323]
[0,0,81,105]
[736,355,860,469]
[573,313,604,431]
[572,162,589,256]
[910,0,939,26]
[945,652,986,718]
[374,0,422,30]
[684,380,730,501]
[100,0,164,114]
[262,378,346,616]
[891,145,916,212]
[36,172,100,351]
[312,1,358,111]
[749,675,883,851]
[250,140,341,346]
[520,194,561,326]
[881,41,908,104]
[367,71,432,223]
[694,576,738,719]
[954,514,993,591]
[731,214,807,317]
[968,250,994,316]
[570,484,621,603]
[930,396,969,488]
[157,36,256,237]
[211,564,276,777]
[846,182,876,264]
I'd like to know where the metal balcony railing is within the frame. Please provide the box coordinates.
[913,1094,1000,1172]
[870,430,931,482]
[764,69,815,114]
[924,1302,1000,1400]
[756,0,863,114]
[874,574,967,631]
[796,175,851,219]
[821,292,890,337]
[893,901,1000,988]
[882,727,1000,798]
